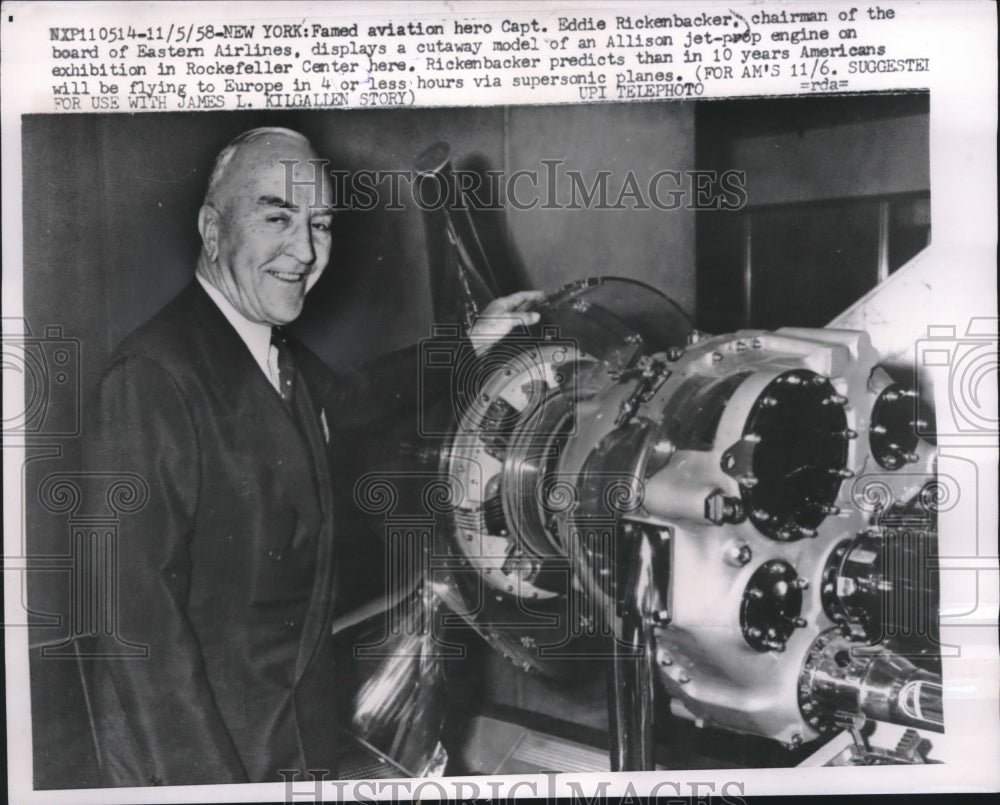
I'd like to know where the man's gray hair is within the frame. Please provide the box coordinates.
[204,127,311,206]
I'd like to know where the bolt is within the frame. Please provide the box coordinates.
[744,432,762,443]
[883,390,899,402]
[911,418,928,429]
[651,609,671,625]
[653,439,675,459]
[830,467,855,478]
[666,346,685,361]
[840,429,858,440]
[747,587,764,600]
[736,544,753,565]
[786,374,803,385]
[748,627,763,638]
[903,452,920,463]
[712,351,724,362]
[798,527,818,538]
[824,394,848,406]
[791,732,803,746]
[740,475,759,488]
[871,424,887,435]
[792,577,810,590]
[761,396,778,407]
[790,617,807,628]
[705,490,746,525]
[677,672,690,684]
[819,504,841,516]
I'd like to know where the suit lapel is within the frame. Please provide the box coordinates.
[291,356,337,682]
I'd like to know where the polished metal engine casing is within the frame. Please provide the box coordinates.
[440,279,937,747]
[559,328,934,745]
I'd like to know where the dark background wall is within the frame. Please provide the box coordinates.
[696,94,930,332]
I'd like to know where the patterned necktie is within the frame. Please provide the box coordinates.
[269,326,296,407]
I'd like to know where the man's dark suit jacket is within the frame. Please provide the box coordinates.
[82,279,432,786]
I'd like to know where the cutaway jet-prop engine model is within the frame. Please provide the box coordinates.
[346,143,943,774]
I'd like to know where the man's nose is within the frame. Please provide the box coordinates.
[285,222,316,266]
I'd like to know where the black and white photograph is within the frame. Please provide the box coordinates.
[2,2,997,803]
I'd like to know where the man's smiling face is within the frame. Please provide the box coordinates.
[202,133,334,325]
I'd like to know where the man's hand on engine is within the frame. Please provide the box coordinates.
[468,290,546,357]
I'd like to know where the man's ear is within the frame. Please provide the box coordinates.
[198,205,220,262]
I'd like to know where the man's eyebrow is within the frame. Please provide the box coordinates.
[257,194,298,210]
[257,195,335,215]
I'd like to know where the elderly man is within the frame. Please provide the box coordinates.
[82,127,541,786]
